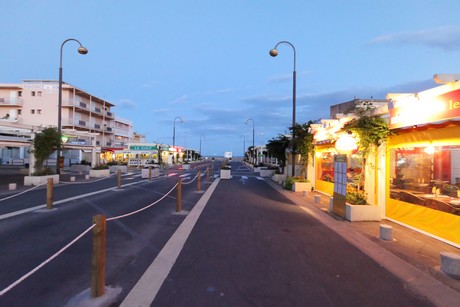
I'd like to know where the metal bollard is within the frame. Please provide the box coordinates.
[176,177,182,212]
[91,215,106,298]
[46,178,53,209]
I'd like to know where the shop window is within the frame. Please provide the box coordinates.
[389,146,460,215]
[316,151,363,186]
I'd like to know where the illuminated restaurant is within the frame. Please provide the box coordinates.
[387,75,460,246]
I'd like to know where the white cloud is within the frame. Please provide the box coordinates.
[369,26,460,51]
[169,95,189,105]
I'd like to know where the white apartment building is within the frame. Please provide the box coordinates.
[0,80,135,166]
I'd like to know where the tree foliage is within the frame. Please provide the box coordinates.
[291,121,316,177]
[266,135,289,168]
[33,127,61,174]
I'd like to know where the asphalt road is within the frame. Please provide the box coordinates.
[152,162,433,306]
[0,164,215,306]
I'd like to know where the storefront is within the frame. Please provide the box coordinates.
[387,80,460,246]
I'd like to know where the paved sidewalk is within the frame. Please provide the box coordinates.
[272,181,460,295]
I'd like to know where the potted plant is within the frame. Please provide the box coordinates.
[345,185,381,221]
[24,127,60,186]
[220,163,231,180]
[285,176,312,192]
[89,164,110,178]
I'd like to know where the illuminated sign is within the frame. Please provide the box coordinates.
[389,89,460,129]
[129,145,157,151]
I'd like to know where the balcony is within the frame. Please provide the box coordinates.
[0,97,23,106]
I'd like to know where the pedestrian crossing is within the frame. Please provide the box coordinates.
[213,174,265,181]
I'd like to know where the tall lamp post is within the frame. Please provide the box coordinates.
[199,135,205,158]
[173,116,183,147]
[240,135,246,159]
[245,119,255,165]
[270,41,296,177]
[56,38,88,175]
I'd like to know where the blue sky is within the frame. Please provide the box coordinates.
[2,1,460,156]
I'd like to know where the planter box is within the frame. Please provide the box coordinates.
[220,169,231,179]
[109,165,128,173]
[24,174,59,186]
[89,169,110,178]
[292,182,312,192]
[259,169,274,178]
[272,173,286,184]
[141,168,160,178]
[345,203,381,222]
[182,164,190,170]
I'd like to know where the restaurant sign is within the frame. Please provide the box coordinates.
[389,88,460,129]
[129,145,157,151]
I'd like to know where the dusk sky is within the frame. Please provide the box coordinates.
[2,1,460,156]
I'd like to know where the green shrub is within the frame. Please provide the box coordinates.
[284,176,309,190]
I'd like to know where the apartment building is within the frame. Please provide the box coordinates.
[0,80,135,166]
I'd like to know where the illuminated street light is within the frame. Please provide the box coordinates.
[270,41,296,176]
[56,38,88,175]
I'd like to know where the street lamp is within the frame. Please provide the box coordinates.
[56,38,88,175]
[270,41,296,177]
[245,119,255,165]
[199,135,205,158]
[172,116,183,147]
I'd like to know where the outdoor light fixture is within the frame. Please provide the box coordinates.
[56,38,88,175]
[245,119,255,165]
[269,41,296,177]
[173,116,183,147]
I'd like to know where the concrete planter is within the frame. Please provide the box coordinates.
[141,168,160,178]
[292,182,312,192]
[182,164,190,170]
[89,169,110,178]
[109,165,128,173]
[220,169,231,179]
[259,169,274,178]
[272,173,286,184]
[24,174,59,186]
[345,203,381,222]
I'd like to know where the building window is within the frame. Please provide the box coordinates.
[31,109,35,114]
[37,109,42,114]
[31,91,36,97]
[18,91,22,97]
[17,109,22,115]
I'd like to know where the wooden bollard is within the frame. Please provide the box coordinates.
[149,167,152,180]
[117,170,121,190]
[176,177,182,212]
[206,167,210,182]
[46,178,53,209]
[197,171,201,192]
[91,215,106,298]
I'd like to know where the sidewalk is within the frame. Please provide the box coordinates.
[270,181,460,293]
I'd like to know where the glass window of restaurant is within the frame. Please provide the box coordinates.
[386,125,460,245]
[315,145,363,195]
[389,145,460,214]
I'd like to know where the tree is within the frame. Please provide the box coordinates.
[340,102,392,192]
[33,127,61,175]
[291,121,316,178]
[266,135,289,172]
